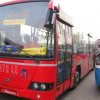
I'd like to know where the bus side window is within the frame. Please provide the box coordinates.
[57,21,65,85]
[64,26,72,79]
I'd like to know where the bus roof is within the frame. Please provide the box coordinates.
[0,0,50,6]
[0,0,73,27]
[58,8,74,27]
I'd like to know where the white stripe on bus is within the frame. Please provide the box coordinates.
[0,60,57,67]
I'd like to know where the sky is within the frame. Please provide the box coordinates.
[0,0,100,40]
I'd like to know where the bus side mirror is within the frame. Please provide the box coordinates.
[44,10,54,29]
[54,5,59,13]
[54,5,60,20]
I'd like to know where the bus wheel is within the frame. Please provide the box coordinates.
[73,70,80,89]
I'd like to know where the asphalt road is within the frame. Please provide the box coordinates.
[0,70,99,100]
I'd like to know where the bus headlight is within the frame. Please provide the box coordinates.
[33,83,39,89]
[40,84,46,90]
[28,82,54,91]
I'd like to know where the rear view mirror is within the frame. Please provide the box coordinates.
[54,5,60,13]
[44,10,54,29]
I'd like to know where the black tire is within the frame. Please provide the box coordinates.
[91,67,94,71]
[73,70,80,89]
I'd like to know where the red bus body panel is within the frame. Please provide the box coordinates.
[0,58,57,100]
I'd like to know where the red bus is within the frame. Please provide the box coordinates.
[0,0,94,100]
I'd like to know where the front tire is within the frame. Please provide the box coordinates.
[73,70,80,89]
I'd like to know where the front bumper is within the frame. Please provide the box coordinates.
[0,85,55,100]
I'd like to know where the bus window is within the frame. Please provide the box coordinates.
[57,21,65,85]
[57,20,72,85]
[0,2,55,59]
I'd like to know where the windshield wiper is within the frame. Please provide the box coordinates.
[19,49,37,60]
[0,49,37,60]
[2,38,37,60]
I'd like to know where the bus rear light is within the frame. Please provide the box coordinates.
[28,82,54,91]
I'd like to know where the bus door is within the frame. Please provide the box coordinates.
[56,21,72,96]
[63,26,72,90]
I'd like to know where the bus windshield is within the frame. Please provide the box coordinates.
[0,2,54,59]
